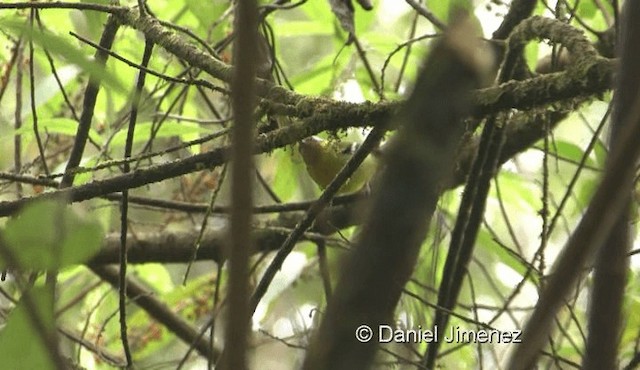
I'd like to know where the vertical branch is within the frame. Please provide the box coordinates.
[221,0,258,369]
[60,16,119,188]
[302,16,489,370]
[423,10,542,368]
[393,11,419,94]
[13,38,24,197]
[583,1,639,368]
[29,8,49,175]
[118,39,155,368]
[507,3,640,369]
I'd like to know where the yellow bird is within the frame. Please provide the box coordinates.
[298,136,378,194]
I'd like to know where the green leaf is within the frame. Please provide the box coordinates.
[135,264,174,295]
[1,200,104,270]
[13,118,103,145]
[536,139,597,169]
[290,54,342,94]
[593,138,608,168]
[354,1,376,32]
[270,148,299,201]
[476,228,539,286]
[495,171,541,211]
[301,1,334,24]
[576,0,598,20]
[0,287,56,370]
[524,42,540,72]
[554,140,596,167]
[24,65,81,120]
[274,20,333,37]
[185,0,220,30]
[126,273,214,359]
[75,0,110,41]
[430,0,452,23]
[109,121,209,147]
[0,18,124,93]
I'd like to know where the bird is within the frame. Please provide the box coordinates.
[298,136,378,194]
